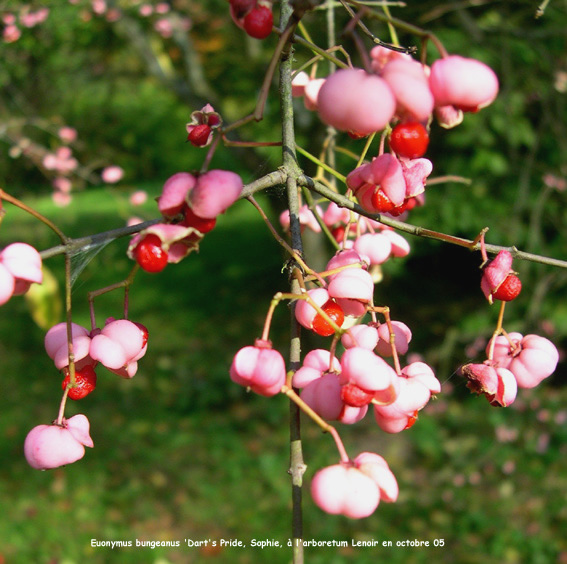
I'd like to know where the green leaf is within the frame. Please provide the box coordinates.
[24,265,63,330]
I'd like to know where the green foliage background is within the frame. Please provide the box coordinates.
[0,1,566,563]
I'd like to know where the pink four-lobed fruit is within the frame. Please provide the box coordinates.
[188,169,243,219]
[89,318,148,378]
[400,157,432,199]
[340,347,399,405]
[373,362,440,432]
[301,372,356,420]
[24,414,94,470]
[462,362,517,407]
[128,223,203,269]
[310,452,398,518]
[327,263,374,298]
[488,333,559,389]
[341,324,379,351]
[374,321,412,357]
[317,68,396,136]
[352,233,393,266]
[382,229,411,257]
[429,55,499,112]
[45,322,94,371]
[353,452,399,502]
[347,153,406,210]
[158,172,197,217]
[347,152,433,218]
[157,169,242,226]
[293,349,340,387]
[481,250,521,304]
[293,348,370,424]
[381,59,434,122]
[327,267,375,318]
[325,249,368,280]
[310,463,380,519]
[132,165,246,268]
[230,339,286,396]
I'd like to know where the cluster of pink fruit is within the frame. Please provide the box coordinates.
[461,250,559,407]
[21,145,246,470]
[229,246,441,518]
[128,168,243,273]
[45,318,149,382]
[229,242,560,519]
[294,340,440,433]
[229,0,274,40]
[4,6,561,533]
[23,317,149,470]
[462,332,559,408]
[293,46,498,215]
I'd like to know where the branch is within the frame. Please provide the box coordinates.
[299,175,567,269]
[39,219,161,260]
[240,170,287,198]
[279,1,306,559]
[39,169,288,261]
[36,170,567,272]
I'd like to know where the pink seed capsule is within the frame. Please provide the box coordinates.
[317,68,396,136]
[89,318,147,378]
[188,169,243,219]
[462,362,517,407]
[45,322,93,371]
[354,452,399,503]
[158,172,197,217]
[340,347,398,398]
[381,58,434,122]
[375,321,412,357]
[293,349,341,388]
[310,463,380,519]
[429,55,499,111]
[24,414,94,470]
[0,242,42,297]
[230,339,286,397]
[508,334,559,389]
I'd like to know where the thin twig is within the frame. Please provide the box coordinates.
[279,2,306,560]
[300,175,567,269]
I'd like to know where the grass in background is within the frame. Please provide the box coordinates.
[0,187,566,563]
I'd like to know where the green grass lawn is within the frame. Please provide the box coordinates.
[1,186,566,563]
